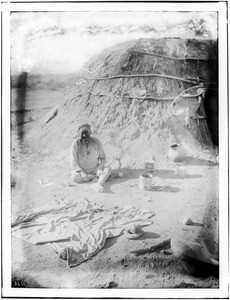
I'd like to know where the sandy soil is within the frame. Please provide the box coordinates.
[11,89,219,289]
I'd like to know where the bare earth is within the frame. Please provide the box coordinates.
[11,90,219,289]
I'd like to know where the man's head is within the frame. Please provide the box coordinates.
[78,123,91,144]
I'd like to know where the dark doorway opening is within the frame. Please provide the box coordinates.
[204,88,218,147]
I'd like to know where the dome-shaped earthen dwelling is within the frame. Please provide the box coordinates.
[29,38,218,167]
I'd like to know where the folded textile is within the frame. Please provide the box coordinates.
[12,198,154,267]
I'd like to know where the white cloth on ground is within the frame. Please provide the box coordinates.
[11,198,154,267]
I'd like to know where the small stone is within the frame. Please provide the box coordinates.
[183,218,193,225]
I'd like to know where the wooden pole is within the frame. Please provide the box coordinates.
[130,239,171,255]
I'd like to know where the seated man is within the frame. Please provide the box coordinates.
[70,123,122,192]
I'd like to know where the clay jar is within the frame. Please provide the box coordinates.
[139,172,153,190]
[168,144,186,162]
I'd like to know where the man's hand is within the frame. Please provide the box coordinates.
[97,169,104,177]
[80,171,87,179]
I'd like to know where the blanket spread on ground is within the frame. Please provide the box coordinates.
[11,198,154,267]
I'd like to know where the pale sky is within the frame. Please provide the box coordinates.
[10,11,217,74]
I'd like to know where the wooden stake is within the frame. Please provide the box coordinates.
[130,239,171,255]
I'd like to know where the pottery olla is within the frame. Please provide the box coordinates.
[139,172,153,190]
[144,162,155,171]
[168,144,186,162]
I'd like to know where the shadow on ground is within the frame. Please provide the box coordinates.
[104,168,185,193]
[103,232,160,250]
[150,185,180,193]
[180,258,219,278]
[102,168,143,193]
[184,156,218,166]
[156,169,202,180]
[103,235,122,250]
[138,231,161,240]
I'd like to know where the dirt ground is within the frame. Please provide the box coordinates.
[11,89,219,290]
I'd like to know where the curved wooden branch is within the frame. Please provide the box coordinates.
[172,85,208,106]
[83,62,105,75]
[125,96,174,102]
[125,92,207,103]
[130,50,209,61]
[91,73,199,84]
[45,108,58,123]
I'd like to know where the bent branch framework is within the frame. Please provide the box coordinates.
[32,38,218,160]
